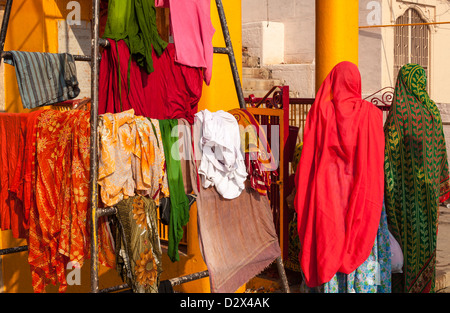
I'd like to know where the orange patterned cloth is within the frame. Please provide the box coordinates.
[28,109,91,293]
[98,109,168,207]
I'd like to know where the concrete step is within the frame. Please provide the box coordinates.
[243,78,283,93]
[242,54,260,68]
[242,67,272,79]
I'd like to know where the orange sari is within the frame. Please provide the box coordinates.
[28,109,91,293]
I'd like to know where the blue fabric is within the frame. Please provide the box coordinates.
[5,51,80,109]
[301,202,392,293]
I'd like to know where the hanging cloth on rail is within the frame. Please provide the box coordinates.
[190,118,281,293]
[195,109,248,199]
[114,195,163,293]
[97,109,169,207]
[155,0,215,85]
[228,108,278,196]
[159,119,190,262]
[98,40,203,123]
[0,113,27,238]
[103,0,167,74]
[4,52,80,109]
[28,109,91,293]
[9,110,45,238]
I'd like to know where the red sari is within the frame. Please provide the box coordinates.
[28,109,91,293]
[294,62,385,287]
[0,111,44,239]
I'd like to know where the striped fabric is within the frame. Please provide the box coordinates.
[5,51,80,109]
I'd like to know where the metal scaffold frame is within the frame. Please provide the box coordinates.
[0,0,290,294]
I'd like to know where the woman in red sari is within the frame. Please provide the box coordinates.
[294,61,386,289]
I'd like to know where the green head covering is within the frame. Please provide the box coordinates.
[395,63,442,125]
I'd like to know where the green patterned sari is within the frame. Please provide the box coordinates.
[384,64,450,293]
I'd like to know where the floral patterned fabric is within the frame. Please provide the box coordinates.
[301,202,392,293]
[97,109,168,207]
[114,195,162,293]
[29,109,91,293]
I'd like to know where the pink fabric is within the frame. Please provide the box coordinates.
[294,61,385,288]
[99,39,203,123]
[155,0,215,85]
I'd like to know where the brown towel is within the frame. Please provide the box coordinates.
[189,116,281,293]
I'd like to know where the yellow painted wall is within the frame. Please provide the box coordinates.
[315,0,359,90]
[198,0,243,113]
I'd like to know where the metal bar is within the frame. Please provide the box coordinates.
[0,245,28,256]
[1,51,92,62]
[98,271,209,293]
[1,38,108,62]
[169,270,209,287]
[213,47,229,54]
[99,284,130,293]
[214,0,246,109]
[97,206,117,218]
[0,0,13,64]
[359,21,450,29]
[89,0,101,294]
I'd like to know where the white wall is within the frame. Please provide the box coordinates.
[242,0,315,64]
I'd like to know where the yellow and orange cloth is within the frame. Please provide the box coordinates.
[229,109,277,196]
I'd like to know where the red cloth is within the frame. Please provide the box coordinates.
[0,112,43,239]
[294,61,385,287]
[0,113,23,238]
[99,39,203,123]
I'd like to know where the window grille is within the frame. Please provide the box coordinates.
[394,8,430,84]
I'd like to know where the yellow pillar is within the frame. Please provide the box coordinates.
[315,0,359,90]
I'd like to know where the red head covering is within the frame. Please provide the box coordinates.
[294,61,385,287]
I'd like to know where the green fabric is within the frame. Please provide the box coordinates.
[159,119,190,262]
[115,196,162,293]
[384,63,450,293]
[103,0,167,73]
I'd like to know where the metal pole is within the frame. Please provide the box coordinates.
[169,270,209,287]
[0,0,13,64]
[89,0,101,293]
[0,245,28,256]
[275,256,290,293]
[214,0,246,109]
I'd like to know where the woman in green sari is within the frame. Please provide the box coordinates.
[384,63,450,293]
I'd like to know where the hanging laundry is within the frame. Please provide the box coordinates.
[114,195,163,293]
[97,109,168,207]
[190,119,281,293]
[159,119,190,262]
[4,52,80,109]
[103,0,167,73]
[229,109,278,196]
[28,109,91,293]
[195,109,247,200]
[0,113,28,238]
[98,40,203,124]
[155,0,215,85]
